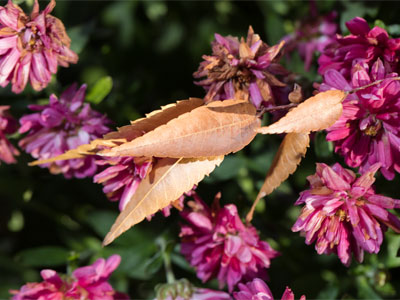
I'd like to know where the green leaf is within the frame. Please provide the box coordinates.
[356,276,382,300]
[67,22,94,55]
[16,246,69,267]
[314,131,333,159]
[86,76,113,104]
[386,233,400,268]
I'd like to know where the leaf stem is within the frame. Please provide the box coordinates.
[258,103,298,117]
[349,76,400,93]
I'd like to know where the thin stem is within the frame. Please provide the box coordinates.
[257,103,298,117]
[349,76,400,94]
[163,251,175,284]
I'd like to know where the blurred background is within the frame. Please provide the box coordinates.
[1,0,400,299]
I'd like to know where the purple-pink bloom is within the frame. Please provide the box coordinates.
[0,0,78,93]
[0,105,19,163]
[19,83,111,179]
[94,156,152,211]
[10,255,129,300]
[233,278,306,300]
[292,162,400,266]
[320,59,400,179]
[10,270,67,300]
[69,255,129,300]
[283,10,338,70]
[194,26,287,108]
[180,193,279,292]
[318,17,400,78]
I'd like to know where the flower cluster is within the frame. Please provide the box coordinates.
[320,59,400,179]
[0,105,19,163]
[10,255,129,300]
[180,193,279,292]
[233,278,306,300]
[94,156,152,211]
[283,11,338,70]
[19,83,111,179]
[194,26,288,108]
[292,162,400,266]
[0,0,78,93]
[318,17,400,78]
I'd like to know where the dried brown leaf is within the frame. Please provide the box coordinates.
[29,98,204,166]
[28,138,125,166]
[246,133,310,223]
[100,99,261,158]
[103,156,224,245]
[257,90,346,134]
[104,97,204,141]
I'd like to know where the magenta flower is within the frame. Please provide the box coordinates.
[292,162,400,266]
[180,193,279,292]
[283,11,338,70]
[0,0,78,93]
[0,105,19,163]
[320,59,400,179]
[19,83,111,179]
[233,278,305,300]
[194,26,287,108]
[94,156,152,211]
[69,255,129,300]
[10,255,129,300]
[318,17,400,78]
[10,269,66,300]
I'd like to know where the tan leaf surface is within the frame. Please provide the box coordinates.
[104,97,204,141]
[28,138,125,166]
[246,133,310,223]
[257,90,346,134]
[29,98,204,166]
[103,156,224,245]
[101,99,261,158]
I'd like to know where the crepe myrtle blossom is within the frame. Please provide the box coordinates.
[19,83,111,179]
[292,162,400,266]
[0,105,19,163]
[320,58,400,179]
[10,255,129,300]
[194,26,288,108]
[0,0,78,93]
[283,11,338,70]
[318,17,400,78]
[155,278,231,300]
[94,156,152,211]
[180,193,279,292]
[233,278,306,300]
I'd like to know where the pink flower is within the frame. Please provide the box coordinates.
[10,255,129,300]
[233,278,305,300]
[194,26,287,108]
[283,10,338,70]
[0,0,78,93]
[0,105,19,163]
[180,193,279,292]
[318,17,400,78]
[19,83,111,178]
[292,162,400,266]
[69,255,129,300]
[320,59,400,179]
[94,156,152,211]
[10,270,67,300]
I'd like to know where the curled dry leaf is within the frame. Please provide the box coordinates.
[103,156,224,245]
[29,98,204,166]
[28,139,125,166]
[100,99,261,158]
[257,90,346,134]
[246,133,310,223]
[104,97,204,141]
